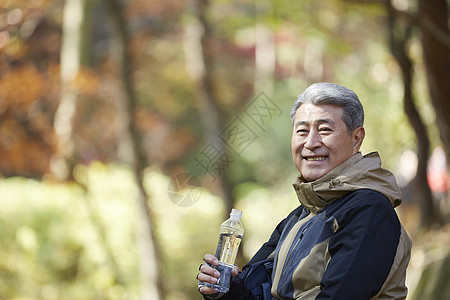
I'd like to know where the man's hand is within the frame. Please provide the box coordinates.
[197,254,239,295]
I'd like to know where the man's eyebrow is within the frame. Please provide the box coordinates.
[316,118,335,125]
[294,120,307,127]
[294,118,335,127]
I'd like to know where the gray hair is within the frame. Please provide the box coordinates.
[290,82,364,133]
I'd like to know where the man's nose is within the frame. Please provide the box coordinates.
[304,130,322,149]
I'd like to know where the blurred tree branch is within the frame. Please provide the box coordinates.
[103,0,163,298]
[344,0,450,50]
[389,5,450,50]
[386,0,442,228]
[417,0,450,201]
[52,0,89,180]
[345,0,450,228]
[185,0,236,216]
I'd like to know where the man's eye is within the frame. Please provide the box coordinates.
[319,127,332,132]
[296,129,308,134]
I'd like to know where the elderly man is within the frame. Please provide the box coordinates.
[198,83,412,299]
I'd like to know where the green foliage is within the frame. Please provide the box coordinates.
[410,252,450,300]
[0,166,140,299]
[0,161,301,299]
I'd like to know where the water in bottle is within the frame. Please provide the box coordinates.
[200,208,244,293]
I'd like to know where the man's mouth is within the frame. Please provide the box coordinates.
[304,156,327,161]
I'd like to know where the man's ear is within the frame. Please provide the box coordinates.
[352,127,365,153]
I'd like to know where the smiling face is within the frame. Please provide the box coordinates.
[291,103,365,182]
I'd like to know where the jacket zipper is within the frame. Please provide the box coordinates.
[281,220,312,280]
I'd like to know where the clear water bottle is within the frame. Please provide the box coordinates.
[201,208,244,293]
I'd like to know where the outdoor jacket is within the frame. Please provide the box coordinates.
[205,152,412,300]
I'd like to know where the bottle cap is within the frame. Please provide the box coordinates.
[230,208,242,220]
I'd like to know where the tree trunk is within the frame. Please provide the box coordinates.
[104,0,163,299]
[52,0,89,180]
[54,0,126,286]
[387,1,442,228]
[185,0,235,216]
[418,0,450,206]
[184,0,249,267]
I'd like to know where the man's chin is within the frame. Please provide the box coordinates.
[301,169,328,182]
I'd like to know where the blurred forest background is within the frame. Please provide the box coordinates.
[1,0,449,299]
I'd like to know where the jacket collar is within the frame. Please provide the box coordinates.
[292,152,402,214]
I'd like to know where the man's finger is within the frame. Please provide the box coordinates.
[231,265,239,276]
[198,285,219,295]
[204,254,219,266]
[199,264,220,278]
[197,272,218,284]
